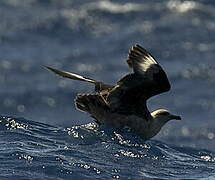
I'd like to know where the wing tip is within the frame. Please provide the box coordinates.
[44,65,63,76]
[127,44,158,66]
[44,65,57,72]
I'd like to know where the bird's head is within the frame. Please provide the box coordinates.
[143,109,181,140]
[151,109,181,124]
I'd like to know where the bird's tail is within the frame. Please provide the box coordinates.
[45,66,96,84]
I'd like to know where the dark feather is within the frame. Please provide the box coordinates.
[46,44,171,121]
[107,44,170,116]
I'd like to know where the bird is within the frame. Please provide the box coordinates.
[46,44,181,140]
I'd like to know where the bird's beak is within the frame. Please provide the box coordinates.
[170,114,181,120]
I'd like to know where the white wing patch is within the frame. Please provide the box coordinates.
[138,56,157,72]
[127,44,160,80]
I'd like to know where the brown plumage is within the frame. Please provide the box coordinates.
[46,44,181,140]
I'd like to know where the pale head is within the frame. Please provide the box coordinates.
[143,109,181,140]
[151,109,181,123]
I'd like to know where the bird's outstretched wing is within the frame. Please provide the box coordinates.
[126,44,158,76]
[45,66,114,95]
[45,66,96,83]
[107,44,171,116]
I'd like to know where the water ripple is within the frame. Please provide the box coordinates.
[0,116,214,179]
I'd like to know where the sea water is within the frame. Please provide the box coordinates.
[0,116,215,179]
[0,0,215,179]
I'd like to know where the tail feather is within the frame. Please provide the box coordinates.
[45,66,96,83]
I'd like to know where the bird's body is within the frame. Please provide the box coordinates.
[46,44,181,140]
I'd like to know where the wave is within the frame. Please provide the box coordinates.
[0,116,214,179]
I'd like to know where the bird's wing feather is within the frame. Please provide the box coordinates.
[45,66,114,94]
[107,44,170,116]
[45,66,96,83]
[127,44,158,75]
[126,44,161,81]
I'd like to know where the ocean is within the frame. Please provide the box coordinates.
[0,0,215,179]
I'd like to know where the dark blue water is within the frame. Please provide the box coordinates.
[0,116,215,180]
[0,0,215,179]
